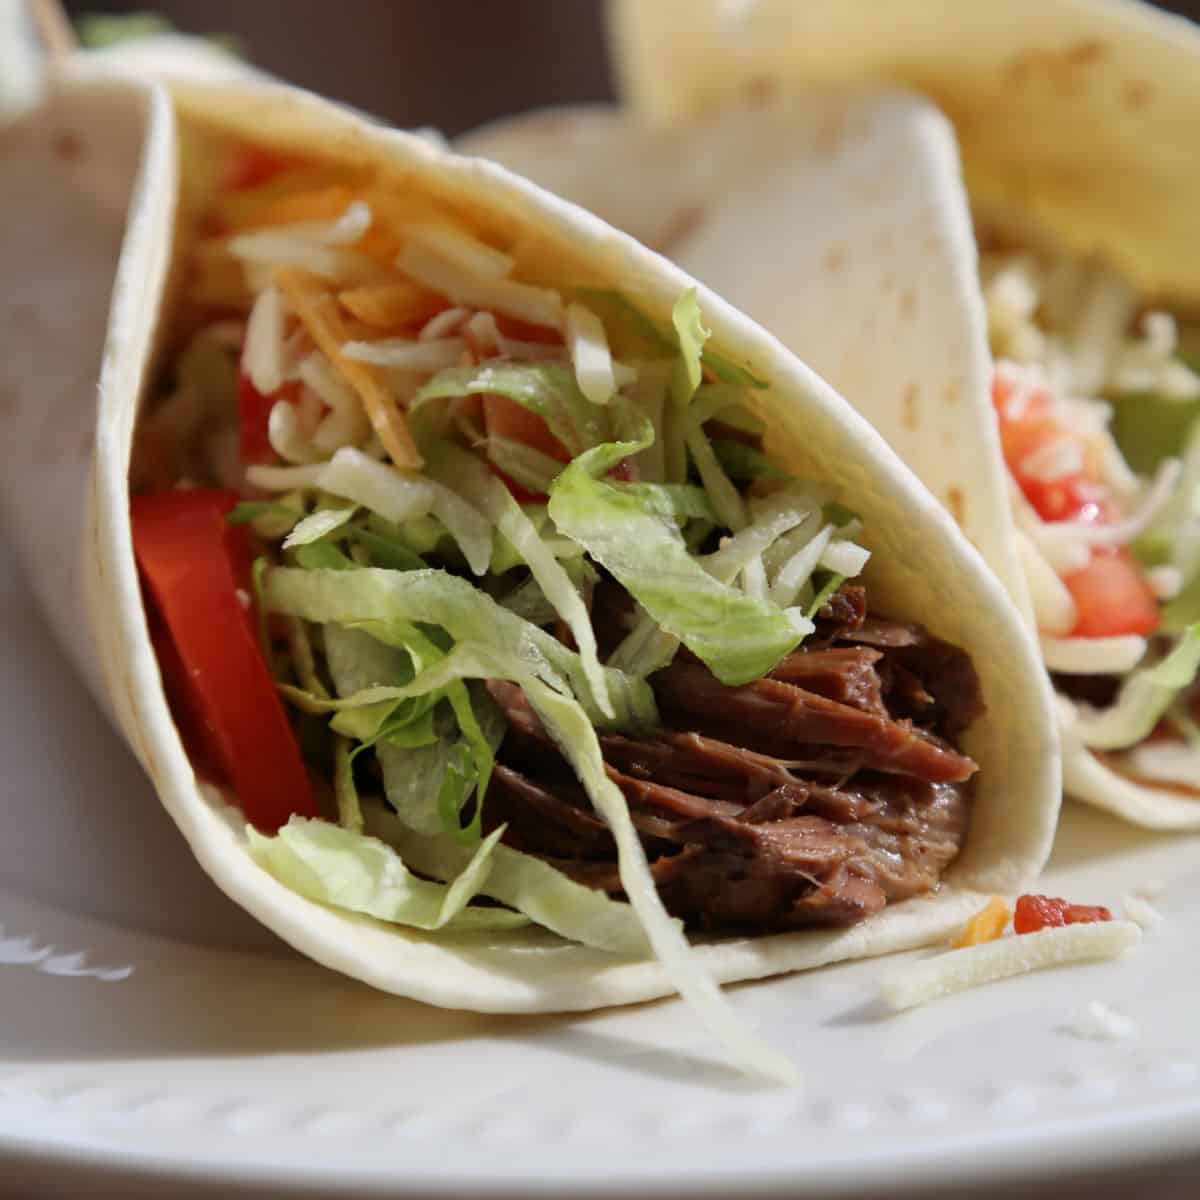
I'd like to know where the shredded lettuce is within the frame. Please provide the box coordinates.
[712,440,787,482]
[283,505,358,549]
[246,818,526,931]
[414,363,608,457]
[365,803,648,955]
[1072,624,1200,750]
[574,288,767,391]
[425,439,613,719]
[486,435,564,496]
[665,289,708,483]
[548,424,807,684]
[263,565,658,732]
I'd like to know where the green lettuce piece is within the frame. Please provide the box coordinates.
[294,542,354,571]
[610,483,717,524]
[1073,625,1200,750]
[365,803,648,955]
[486,435,565,496]
[246,818,525,931]
[666,289,708,482]
[712,440,788,482]
[424,438,613,719]
[347,525,428,572]
[1163,574,1200,633]
[414,363,608,457]
[574,288,768,390]
[228,500,296,526]
[333,736,362,832]
[263,565,658,732]
[1112,392,1200,476]
[284,506,357,549]
[548,427,806,684]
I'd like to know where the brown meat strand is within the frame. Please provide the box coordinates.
[484,600,979,934]
[652,661,977,784]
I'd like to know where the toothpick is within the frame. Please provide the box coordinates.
[30,0,76,63]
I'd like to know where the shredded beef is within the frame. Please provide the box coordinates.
[481,590,982,933]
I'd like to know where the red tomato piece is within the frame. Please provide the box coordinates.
[223,145,301,192]
[131,490,317,831]
[1062,550,1161,638]
[1013,894,1113,935]
[483,393,570,462]
[239,372,301,465]
[492,313,564,346]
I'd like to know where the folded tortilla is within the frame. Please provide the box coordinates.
[466,0,1200,830]
[0,55,1059,1046]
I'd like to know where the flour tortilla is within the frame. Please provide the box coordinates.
[0,59,1059,1012]
[470,0,1200,830]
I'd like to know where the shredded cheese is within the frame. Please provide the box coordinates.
[880,921,1141,1011]
[398,241,564,332]
[274,267,422,469]
[1122,893,1163,929]
[342,337,467,373]
[402,223,515,279]
[1041,634,1147,675]
[419,307,470,342]
[337,281,446,331]
[1016,530,1077,635]
[952,897,1011,948]
[565,302,617,406]
[242,285,287,395]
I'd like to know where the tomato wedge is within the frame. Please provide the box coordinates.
[1013,894,1112,935]
[1061,550,1160,638]
[131,490,316,831]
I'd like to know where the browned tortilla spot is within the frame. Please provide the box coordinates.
[1124,80,1152,111]
[822,245,847,274]
[52,131,82,161]
[744,76,777,108]
[943,378,961,406]
[946,486,965,525]
[899,290,916,320]
[1065,38,1106,67]
[900,384,919,432]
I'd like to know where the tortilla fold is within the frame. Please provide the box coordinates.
[0,59,1059,1011]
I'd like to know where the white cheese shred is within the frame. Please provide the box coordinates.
[1040,634,1147,675]
[565,302,617,405]
[880,921,1142,1011]
[1122,893,1164,929]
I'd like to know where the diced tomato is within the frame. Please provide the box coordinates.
[1020,474,1108,525]
[483,394,570,462]
[131,490,317,831]
[1062,549,1161,638]
[1013,894,1113,935]
[223,145,301,192]
[993,365,1160,637]
[239,371,301,465]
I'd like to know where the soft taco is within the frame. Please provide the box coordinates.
[467,0,1200,830]
[0,59,1059,1077]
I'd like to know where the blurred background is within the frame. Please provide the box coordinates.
[61,0,1200,137]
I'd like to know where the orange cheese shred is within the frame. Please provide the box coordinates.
[274,266,423,470]
[337,281,448,331]
[952,897,1011,948]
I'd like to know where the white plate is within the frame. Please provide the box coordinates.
[2,532,1198,1199]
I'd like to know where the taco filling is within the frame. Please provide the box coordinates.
[129,138,982,948]
[982,238,1200,793]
